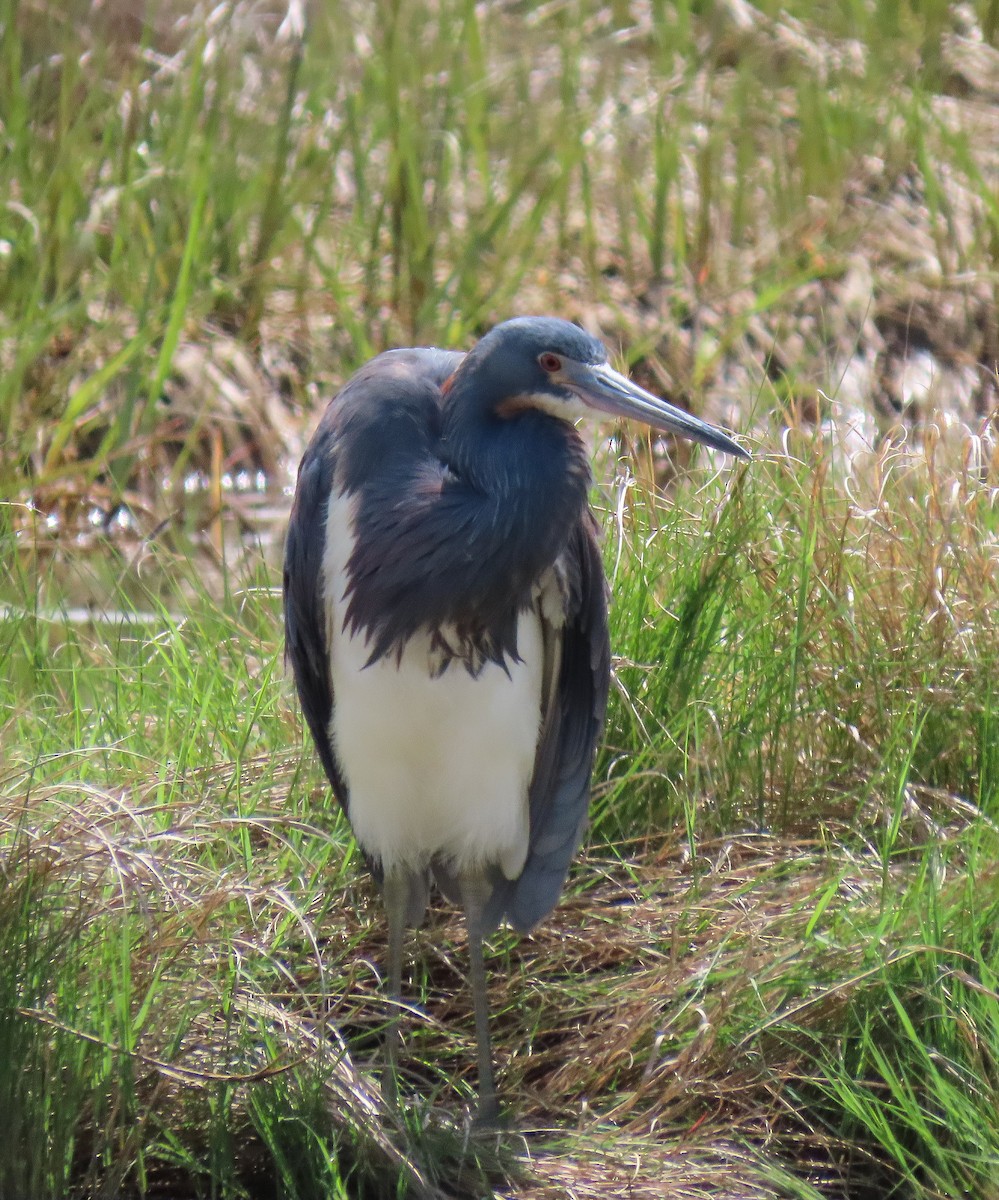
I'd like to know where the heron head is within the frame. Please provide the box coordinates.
[464,317,749,461]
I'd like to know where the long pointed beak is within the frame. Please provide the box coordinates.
[562,360,750,460]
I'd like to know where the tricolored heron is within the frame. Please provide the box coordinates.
[283,316,748,1123]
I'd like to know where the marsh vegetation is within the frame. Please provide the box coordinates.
[1,1,998,1195]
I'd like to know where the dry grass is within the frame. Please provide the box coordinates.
[0,762,922,1195]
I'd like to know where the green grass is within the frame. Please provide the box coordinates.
[2,0,999,1196]
[4,429,999,1196]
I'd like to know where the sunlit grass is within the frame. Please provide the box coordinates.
[4,411,999,1194]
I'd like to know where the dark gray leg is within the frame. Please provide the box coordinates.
[458,874,499,1125]
[382,869,409,1108]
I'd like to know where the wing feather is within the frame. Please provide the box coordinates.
[483,513,610,934]
[283,421,348,805]
[283,347,465,819]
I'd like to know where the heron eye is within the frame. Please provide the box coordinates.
[539,352,562,373]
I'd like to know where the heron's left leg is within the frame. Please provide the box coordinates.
[458,874,499,1125]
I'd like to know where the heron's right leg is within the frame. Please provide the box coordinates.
[382,869,409,1108]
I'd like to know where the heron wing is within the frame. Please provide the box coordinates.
[484,512,610,934]
[283,347,466,826]
[283,416,348,806]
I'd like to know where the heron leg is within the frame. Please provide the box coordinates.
[382,869,408,1109]
[458,874,499,1126]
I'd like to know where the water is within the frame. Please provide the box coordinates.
[4,468,290,618]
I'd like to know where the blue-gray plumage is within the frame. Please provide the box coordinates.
[283,317,748,1123]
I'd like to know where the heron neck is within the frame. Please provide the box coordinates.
[442,388,591,515]
[343,389,593,670]
[441,387,592,610]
